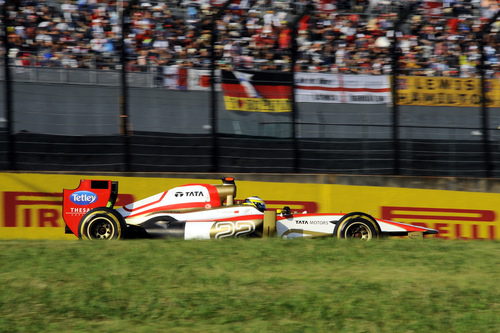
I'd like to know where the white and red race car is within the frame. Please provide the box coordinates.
[63,177,438,240]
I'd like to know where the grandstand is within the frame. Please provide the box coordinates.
[2,0,498,77]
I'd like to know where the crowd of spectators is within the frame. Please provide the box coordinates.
[2,0,499,78]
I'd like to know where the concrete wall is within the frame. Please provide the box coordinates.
[2,81,498,140]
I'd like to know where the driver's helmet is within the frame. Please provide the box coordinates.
[243,196,266,212]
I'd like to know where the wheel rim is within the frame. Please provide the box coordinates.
[344,222,372,240]
[87,217,115,239]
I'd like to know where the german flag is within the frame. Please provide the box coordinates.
[221,70,293,112]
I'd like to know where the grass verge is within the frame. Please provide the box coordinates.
[0,238,499,333]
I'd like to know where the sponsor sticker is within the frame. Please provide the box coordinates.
[70,191,98,206]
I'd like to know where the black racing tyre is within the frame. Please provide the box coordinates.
[334,212,381,240]
[79,207,127,240]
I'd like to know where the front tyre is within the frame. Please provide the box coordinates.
[334,213,381,240]
[79,207,126,240]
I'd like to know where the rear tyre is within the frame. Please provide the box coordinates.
[334,213,380,240]
[79,207,126,240]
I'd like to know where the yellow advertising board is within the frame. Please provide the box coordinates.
[0,172,499,240]
[397,76,500,107]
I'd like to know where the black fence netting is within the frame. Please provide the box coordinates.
[0,128,7,170]
[399,139,487,178]
[13,133,125,171]
[3,131,495,178]
[299,138,394,174]
[130,132,213,172]
[218,135,295,173]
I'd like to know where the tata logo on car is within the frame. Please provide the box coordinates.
[175,191,203,197]
[186,191,203,197]
[70,191,98,205]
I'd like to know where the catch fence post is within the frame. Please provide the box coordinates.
[2,0,15,170]
[209,0,235,173]
[119,0,139,172]
[390,28,400,176]
[478,11,499,178]
[390,3,420,176]
[289,2,313,173]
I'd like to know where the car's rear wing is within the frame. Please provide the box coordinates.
[62,179,118,235]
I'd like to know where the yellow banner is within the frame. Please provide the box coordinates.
[0,173,499,240]
[397,76,500,107]
[224,96,291,112]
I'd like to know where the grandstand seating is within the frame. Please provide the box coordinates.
[1,0,497,78]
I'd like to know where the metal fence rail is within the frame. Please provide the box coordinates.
[1,66,159,88]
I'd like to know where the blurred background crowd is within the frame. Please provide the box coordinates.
[2,0,499,77]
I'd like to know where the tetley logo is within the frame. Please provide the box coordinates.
[70,191,98,205]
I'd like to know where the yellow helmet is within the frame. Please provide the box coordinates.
[243,196,266,212]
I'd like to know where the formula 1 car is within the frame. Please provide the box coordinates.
[62,177,438,240]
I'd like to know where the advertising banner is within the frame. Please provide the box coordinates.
[221,70,293,112]
[0,173,499,240]
[295,73,391,104]
[397,76,500,107]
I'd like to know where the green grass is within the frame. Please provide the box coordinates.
[0,239,499,333]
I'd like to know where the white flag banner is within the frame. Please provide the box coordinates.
[163,65,179,89]
[187,69,211,91]
[187,69,222,91]
[296,73,391,104]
